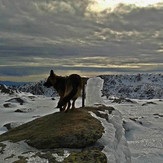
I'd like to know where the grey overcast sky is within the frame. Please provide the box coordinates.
[0,0,163,82]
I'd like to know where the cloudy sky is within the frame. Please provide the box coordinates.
[0,0,163,82]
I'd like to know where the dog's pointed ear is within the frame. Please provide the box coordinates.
[50,70,54,76]
[50,70,56,77]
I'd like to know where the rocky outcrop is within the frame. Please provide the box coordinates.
[0,108,104,149]
[0,107,109,162]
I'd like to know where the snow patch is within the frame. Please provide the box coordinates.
[0,141,41,163]
[52,150,70,162]
[90,110,131,163]
[86,77,104,106]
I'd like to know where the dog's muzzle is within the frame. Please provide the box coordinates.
[43,82,51,88]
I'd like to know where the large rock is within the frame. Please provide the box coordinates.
[0,109,104,149]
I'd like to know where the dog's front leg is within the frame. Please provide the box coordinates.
[57,97,64,112]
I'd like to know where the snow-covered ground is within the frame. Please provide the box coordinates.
[0,92,59,135]
[106,99,163,163]
[0,76,163,163]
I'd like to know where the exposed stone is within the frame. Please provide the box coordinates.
[6,98,24,105]
[0,108,104,149]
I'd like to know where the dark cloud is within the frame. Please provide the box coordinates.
[0,0,163,81]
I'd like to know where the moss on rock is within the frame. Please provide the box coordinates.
[33,149,107,163]
[0,109,104,149]
[65,149,107,163]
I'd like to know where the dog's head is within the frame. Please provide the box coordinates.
[44,70,57,88]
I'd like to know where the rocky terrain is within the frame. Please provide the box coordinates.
[100,73,163,99]
[10,80,57,97]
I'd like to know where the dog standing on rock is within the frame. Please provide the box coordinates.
[44,70,82,112]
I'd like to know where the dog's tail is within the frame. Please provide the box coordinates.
[57,75,82,108]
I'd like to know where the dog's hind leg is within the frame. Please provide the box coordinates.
[65,101,71,112]
[63,103,67,112]
[72,98,77,110]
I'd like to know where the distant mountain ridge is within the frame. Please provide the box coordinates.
[100,73,163,99]
[3,73,163,99]
[0,81,29,86]
[15,80,57,97]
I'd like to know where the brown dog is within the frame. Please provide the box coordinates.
[44,70,82,112]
